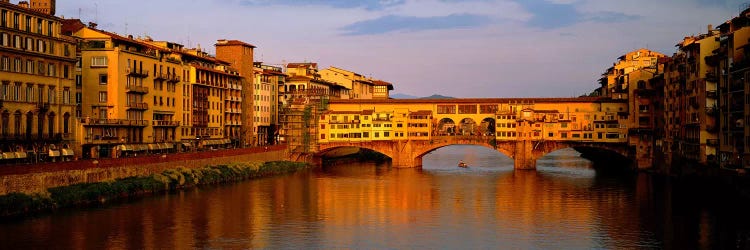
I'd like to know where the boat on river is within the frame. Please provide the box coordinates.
[458,161,468,168]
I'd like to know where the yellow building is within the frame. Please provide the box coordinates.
[64,20,183,158]
[663,30,720,166]
[600,49,665,99]
[372,80,393,99]
[254,62,284,145]
[317,99,629,145]
[0,1,77,160]
[319,66,377,99]
[716,12,750,168]
[177,47,241,148]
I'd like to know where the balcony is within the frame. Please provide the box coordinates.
[80,118,148,127]
[126,68,149,78]
[706,90,717,99]
[154,72,168,81]
[706,106,719,116]
[168,73,180,83]
[152,120,180,127]
[705,72,718,82]
[126,102,149,110]
[707,139,719,147]
[36,102,50,112]
[125,85,149,94]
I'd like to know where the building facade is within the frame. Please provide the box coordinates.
[0,1,77,160]
[215,39,255,147]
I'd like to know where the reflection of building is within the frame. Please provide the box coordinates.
[0,1,77,158]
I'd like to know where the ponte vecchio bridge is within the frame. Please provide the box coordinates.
[297,97,634,170]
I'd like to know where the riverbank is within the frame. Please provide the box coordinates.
[0,161,311,219]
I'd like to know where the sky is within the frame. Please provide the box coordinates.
[56,0,744,98]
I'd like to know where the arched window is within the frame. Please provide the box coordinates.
[25,112,33,139]
[37,113,44,139]
[13,111,21,137]
[1,111,8,137]
[48,112,55,138]
[63,113,70,134]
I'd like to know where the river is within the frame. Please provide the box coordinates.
[1,145,750,249]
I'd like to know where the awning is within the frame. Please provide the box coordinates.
[164,143,174,149]
[15,152,27,159]
[61,149,75,156]
[48,150,61,157]
[182,142,192,147]
[148,144,158,150]
[2,152,15,159]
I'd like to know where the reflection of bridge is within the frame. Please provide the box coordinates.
[295,97,635,169]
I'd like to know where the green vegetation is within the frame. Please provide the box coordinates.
[0,161,310,218]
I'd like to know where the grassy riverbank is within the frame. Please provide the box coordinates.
[0,161,310,219]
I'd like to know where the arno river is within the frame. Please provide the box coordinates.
[1,146,750,249]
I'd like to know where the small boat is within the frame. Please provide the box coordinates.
[458,161,468,168]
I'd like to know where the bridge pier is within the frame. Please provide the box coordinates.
[514,140,536,170]
[392,154,422,168]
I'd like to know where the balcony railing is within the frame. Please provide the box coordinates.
[80,118,148,127]
[154,72,168,81]
[36,102,49,112]
[706,90,717,99]
[168,73,180,83]
[707,139,719,146]
[126,102,149,110]
[126,68,149,78]
[125,85,149,94]
[152,120,181,127]
[705,72,718,82]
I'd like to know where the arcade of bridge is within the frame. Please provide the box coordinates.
[313,98,631,169]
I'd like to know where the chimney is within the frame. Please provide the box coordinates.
[708,24,713,32]
[88,22,97,29]
[18,1,29,8]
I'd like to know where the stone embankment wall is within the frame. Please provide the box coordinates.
[0,146,289,195]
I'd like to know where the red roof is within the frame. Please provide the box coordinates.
[215,39,257,48]
[287,63,318,69]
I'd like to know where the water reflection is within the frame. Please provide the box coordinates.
[1,146,750,248]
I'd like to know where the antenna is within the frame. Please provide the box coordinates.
[94,3,98,24]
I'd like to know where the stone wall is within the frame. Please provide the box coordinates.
[0,146,289,195]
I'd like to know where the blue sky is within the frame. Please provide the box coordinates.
[57,0,741,97]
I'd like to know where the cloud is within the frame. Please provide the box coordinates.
[585,11,640,23]
[340,14,491,35]
[515,0,581,29]
[239,0,405,10]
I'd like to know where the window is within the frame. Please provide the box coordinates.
[91,56,107,67]
[1,10,6,27]
[36,18,42,34]
[48,87,55,104]
[0,56,7,71]
[0,32,7,46]
[98,91,107,103]
[25,60,33,74]
[47,21,53,36]
[13,13,18,29]
[25,16,30,32]
[25,85,33,102]
[62,88,70,104]
[99,74,107,85]
[13,58,20,72]
[47,63,55,77]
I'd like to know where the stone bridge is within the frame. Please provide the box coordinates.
[316,136,629,169]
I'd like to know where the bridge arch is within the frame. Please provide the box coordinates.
[458,118,478,136]
[532,141,630,166]
[479,117,495,136]
[316,144,395,161]
[413,138,514,161]
[437,118,455,136]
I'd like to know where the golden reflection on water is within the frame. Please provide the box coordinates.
[0,147,745,248]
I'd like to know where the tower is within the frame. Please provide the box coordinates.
[30,0,55,15]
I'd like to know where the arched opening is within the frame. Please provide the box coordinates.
[1,110,8,137]
[25,112,33,139]
[48,112,55,139]
[437,118,455,136]
[13,111,21,138]
[536,146,631,173]
[480,117,495,136]
[63,112,70,135]
[316,146,391,167]
[421,145,513,170]
[37,112,44,140]
[458,118,477,136]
